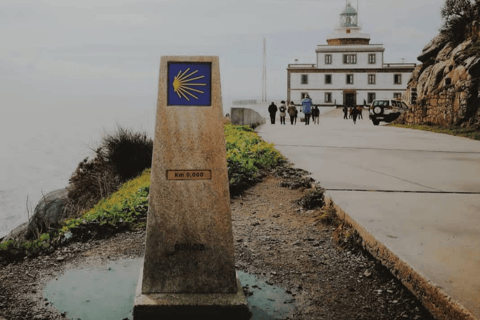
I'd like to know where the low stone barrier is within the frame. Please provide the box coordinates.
[230,108,266,127]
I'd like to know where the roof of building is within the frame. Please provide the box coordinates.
[315,44,383,52]
[326,28,371,42]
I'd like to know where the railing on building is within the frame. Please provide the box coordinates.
[232,99,258,106]
[287,64,316,68]
[383,63,417,68]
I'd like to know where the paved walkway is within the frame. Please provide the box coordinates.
[256,108,480,320]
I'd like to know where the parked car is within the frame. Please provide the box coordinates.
[369,99,409,125]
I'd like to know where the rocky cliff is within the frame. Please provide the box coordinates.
[397,26,480,128]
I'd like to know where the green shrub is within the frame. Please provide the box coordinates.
[39,233,50,242]
[225,124,284,189]
[66,126,153,217]
[0,240,15,251]
[101,126,153,182]
[440,0,478,43]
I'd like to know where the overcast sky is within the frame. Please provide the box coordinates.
[0,0,444,109]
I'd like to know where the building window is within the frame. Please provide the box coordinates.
[368,93,376,103]
[368,74,376,84]
[394,93,402,99]
[325,92,332,103]
[301,92,308,99]
[325,74,332,84]
[368,54,376,64]
[301,74,308,85]
[343,54,357,64]
[346,74,354,84]
[394,74,402,84]
[325,54,332,64]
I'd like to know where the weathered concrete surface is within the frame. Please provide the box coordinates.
[256,108,480,320]
[230,108,266,127]
[142,56,236,294]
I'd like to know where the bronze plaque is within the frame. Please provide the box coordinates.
[166,170,212,180]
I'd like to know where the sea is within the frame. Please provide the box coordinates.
[0,96,236,239]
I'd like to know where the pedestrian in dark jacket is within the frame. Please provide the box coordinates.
[279,101,287,125]
[343,106,348,119]
[312,106,320,124]
[352,106,358,124]
[268,102,278,124]
[287,101,296,125]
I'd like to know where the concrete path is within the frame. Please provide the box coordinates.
[256,108,480,320]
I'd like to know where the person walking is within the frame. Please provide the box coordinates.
[287,101,296,125]
[312,106,320,124]
[268,102,278,124]
[279,101,287,125]
[343,106,348,119]
[352,106,358,124]
[294,107,298,124]
[302,94,312,125]
[357,106,363,119]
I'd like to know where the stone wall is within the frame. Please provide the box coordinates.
[230,108,266,127]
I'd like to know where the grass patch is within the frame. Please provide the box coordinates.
[388,124,480,140]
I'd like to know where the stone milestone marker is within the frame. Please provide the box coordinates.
[133,56,250,319]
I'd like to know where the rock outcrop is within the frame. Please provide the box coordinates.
[2,222,29,243]
[26,188,69,239]
[397,32,480,127]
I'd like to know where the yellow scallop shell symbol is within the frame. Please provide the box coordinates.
[173,68,206,101]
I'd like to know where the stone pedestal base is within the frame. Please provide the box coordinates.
[133,266,251,320]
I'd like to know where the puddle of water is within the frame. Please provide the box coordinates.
[237,271,294,320]
[44,259,141,320]
[44,259,294,320]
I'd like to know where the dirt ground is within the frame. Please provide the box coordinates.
[0,169,436,320]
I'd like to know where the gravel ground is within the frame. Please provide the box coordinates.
[0,168,436,320]
[232,172,435,320]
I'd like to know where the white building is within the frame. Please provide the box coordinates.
[287,1,416,107]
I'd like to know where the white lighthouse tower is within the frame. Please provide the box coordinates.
[286,1,416,108]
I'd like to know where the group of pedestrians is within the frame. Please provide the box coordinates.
[342,106,364,124]
[268,94,320,126]
[269,101,296,125]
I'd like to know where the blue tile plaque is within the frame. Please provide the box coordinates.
[167,62,212,106]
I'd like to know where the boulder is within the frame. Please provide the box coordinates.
[417,34,448,63]
[27,188,69,239]
[2,222,29,242]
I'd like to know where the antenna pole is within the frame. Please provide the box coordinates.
[357,0,359,26]
[262,38,267,102]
